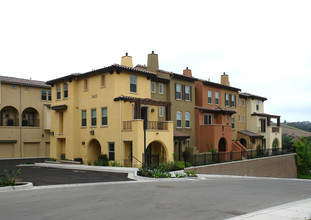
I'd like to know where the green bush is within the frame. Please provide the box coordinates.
[294,137,311,175]
[20,161,35,165]
[110,161,123,167]
[0,169,22,187]
[94,154,109,166]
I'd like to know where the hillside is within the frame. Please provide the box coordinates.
[281,124,311,138]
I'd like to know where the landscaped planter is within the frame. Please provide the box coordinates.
[60,160,81,165]
[0,182,33,192]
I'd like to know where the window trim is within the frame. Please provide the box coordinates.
[208,90,212,104]
[108,142,115,161]
[159,106,164,118]
[56,84,61,100]
[41,90,47,101]
[185,112,190,128]
[48,90,51,101]
[225,93,229,106]
[83,78,88,91]
[215,92,219,105]
[175,84,182,100]
[91,108,97,127]
[176,111,182,128]
[151,82,156,93]
[204,114,212,125]
[63,82,68,99]
[159,83,164,94]
[184,85,190,101]
[232,116,235,129]
[81,110,87,127]
[101,107,108,126]
[130,75,137,93]
[100,74,106,88]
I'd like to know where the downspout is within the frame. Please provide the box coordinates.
[120,100,122,164]
[20,85,22,158]
[76,78,80,158]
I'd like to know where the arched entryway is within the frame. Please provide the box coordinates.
[87,139,101,163]
[22,107,39,127]
[0,106,19,126]
[240,138,247,148]
[272,138,279,149]
[144,140,168,166]
[218,138,227,152]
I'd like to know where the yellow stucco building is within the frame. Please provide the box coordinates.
[47,55,174,167]
[0,76,51,158]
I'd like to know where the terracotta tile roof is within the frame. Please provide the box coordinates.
[51,104,67,111]
[239,92,267,101]
[198,78,241,92]
[0,75,50,89]
[196,106,236,115]
[238,130,264,138]
[46,64,157,85]
[251,112,280,118]
[174,130,190,139]
[114,95,170,106]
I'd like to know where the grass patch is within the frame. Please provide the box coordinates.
[20,161,35,165]
[297,172,311,179]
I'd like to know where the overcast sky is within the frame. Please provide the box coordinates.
[1,0,310,122]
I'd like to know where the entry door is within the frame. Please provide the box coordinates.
[141,106,148,121]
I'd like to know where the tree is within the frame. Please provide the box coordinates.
[294,137,311,175]
[282,134,295,150]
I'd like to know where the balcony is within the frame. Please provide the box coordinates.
[272,127,280,133]
[123,120,169,131]
[258,126,280,134]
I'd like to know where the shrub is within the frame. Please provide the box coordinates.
[94,154,109,166]
[110,161,123,167]
[0,169,22,187]
[182,148,191,167]
[294,137,311,175]
[20,161,35,165]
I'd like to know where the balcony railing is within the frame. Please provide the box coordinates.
[0,119,19,126]
[22,119,40,127]
[147,121,167,130]
[122,120,168,130]
[272,127,280,133]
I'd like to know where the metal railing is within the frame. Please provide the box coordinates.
[272,127,280,133]
[0,119,19,126]
[189,148,296,167]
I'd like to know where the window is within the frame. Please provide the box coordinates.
[256,100,259,111]
[130,75,137,93]
[231,95,235,107]
[242,115,245,123]
[63,82,68,98]
[225,94,229,106]
[208,90,212,104]
[159,83,163,94]
[175,84,181,100]
[100,75,106,87]
[48,90,51,101]
[176,112,182,128]
[185,112,190,128]
[151,82,156,93]
[185,85,190,101]
[101,107,107,126]
[232,117,235,129]
[159,106,164,117]
[108,142,115,160]
[239,115,241,122]
[83,79,88,91]
[260,119,266,132]
[215,92,219,105]
[91,109,97,127]
[81,110,87,127]
[242,99,245,106]
[41,90,47,100]
[204,114,212,125]
[56,84,61,100]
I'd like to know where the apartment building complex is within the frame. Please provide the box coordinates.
[46,58,174,167]
[0,76,51,158]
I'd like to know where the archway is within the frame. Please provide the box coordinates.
[87,139,101,163]
[22,107,39,126]
[272,138,279,149]
[218,138,227,152]
[240,138,247,147]
[144,140,168,166]
[0,106,19,126]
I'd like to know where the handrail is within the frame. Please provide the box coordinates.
[131,155,143,165]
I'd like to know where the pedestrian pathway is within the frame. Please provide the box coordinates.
[226,198,311,220]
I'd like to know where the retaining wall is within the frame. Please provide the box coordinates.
[185,154,297,178]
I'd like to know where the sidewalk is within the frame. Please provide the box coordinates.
[226,198,311,220]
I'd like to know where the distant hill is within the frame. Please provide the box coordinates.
[281,124,311,138]
[283,121,311,132]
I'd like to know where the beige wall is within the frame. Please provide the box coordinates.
[49,70,174,166]
[0,82,51,158]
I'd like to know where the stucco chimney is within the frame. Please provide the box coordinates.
[121,52,133,67]
[147,51,159,73]
[221,72,230,86]
[183,67,192,77]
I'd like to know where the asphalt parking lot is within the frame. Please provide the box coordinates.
[0,158,133,186]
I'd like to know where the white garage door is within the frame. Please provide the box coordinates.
[24,142,40,157]
[0,143,15,158]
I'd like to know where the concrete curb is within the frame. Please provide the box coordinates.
[0,182,33,192]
